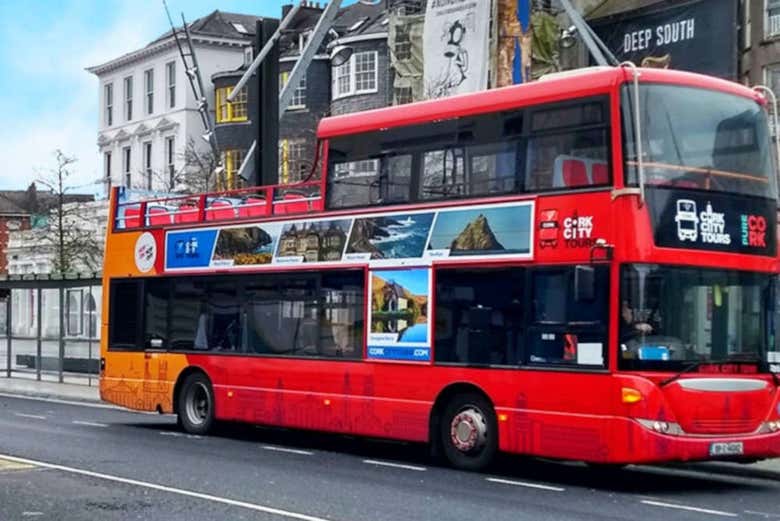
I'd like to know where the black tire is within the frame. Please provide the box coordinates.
[440,393,498,471]
[177,372,215,435]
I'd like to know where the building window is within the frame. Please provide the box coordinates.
[394,86,414,105]
[222,149,246,190]
[766,63,780,98]
[144,68,154,115]
[124,76,133,121]
[768,0,780,38]
[299,31,312,53]
[280,71,307,109]
[123,146,131,187]
[143,141,153,189]
[280,139,309,184]
[165,137,175,186]
[215,86,248,122]
[67,289,83,337]
[104,151,112,186]
[104,83,113,126]
[85,293,97,339]
[243,46,253,66]
[332,51,378,99]
[166,61,176,108]
[395,25,412,60]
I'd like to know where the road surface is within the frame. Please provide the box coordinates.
[1,394,778,520]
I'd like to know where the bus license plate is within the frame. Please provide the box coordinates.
[709,442,744,456]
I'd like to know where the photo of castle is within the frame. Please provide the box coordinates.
[275,219,351,262]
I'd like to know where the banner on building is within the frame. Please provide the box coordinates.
[591,0,738,79]
[423,0,491,99]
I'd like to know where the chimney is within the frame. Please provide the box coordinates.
[282,4,293,18]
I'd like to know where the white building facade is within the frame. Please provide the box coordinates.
[87,11,260,194]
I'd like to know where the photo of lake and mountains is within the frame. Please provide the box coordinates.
[426,204,532,256]
[370,268,430,345]
[346,212,435,260]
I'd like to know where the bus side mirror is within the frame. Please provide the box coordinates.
[574,265,595,302]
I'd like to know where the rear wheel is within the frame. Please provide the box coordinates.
[440,393,498,471]
[177,372,215,435]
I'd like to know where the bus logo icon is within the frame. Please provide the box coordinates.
[674,199,698,242]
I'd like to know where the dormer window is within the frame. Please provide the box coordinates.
[299,31,312,53]
[243,46,254,67]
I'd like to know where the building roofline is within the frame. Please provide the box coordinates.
[86,34,250,76]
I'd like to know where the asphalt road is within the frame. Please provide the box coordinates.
[1,395,780,521]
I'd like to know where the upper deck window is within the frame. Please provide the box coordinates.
[326,96,611,210]
[622,84,778,199]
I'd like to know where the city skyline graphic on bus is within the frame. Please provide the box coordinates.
[346,212,435,260]
[427,204,532,255]
[370,269,429,346]
[212,223,284,266]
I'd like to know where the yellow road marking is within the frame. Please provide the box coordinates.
[0,457,34,472]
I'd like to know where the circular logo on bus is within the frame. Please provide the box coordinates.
[134,232,157,273]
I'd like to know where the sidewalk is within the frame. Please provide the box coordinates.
[0,377,99,403]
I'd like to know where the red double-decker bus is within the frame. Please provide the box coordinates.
[101,66,780,470]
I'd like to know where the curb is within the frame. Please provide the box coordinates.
[0,385,101,405]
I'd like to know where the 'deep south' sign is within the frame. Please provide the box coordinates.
[591,0,737,79]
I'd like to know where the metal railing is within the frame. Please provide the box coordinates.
[0,279,101,386]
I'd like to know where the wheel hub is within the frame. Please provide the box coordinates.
[186,382,210,426]
[450,407,487,453]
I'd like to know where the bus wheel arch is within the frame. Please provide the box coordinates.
[173,367,215,435]
[429,383,498,471]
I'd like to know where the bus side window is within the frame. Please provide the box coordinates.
[434,268,524,366]
[525,100,609,192]
[527,267,608,367]
[109,279,142,350]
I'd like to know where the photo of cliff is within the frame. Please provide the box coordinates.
[213,224,282,265]
[346,212,434,260]
[426,204,532,256]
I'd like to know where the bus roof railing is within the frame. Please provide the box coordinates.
[113,180,324,231]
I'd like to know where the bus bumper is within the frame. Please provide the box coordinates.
[608,419,780,464]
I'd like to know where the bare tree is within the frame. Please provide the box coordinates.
[34,150,102,275]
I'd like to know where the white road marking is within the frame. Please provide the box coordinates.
[159,431,201,440]
[486,477,565,492]
[262,445,313,456]
[0,393,118,410]
[641,500,738,517]
[72,420,109,428]
[362,459,426,472]
[21,512,44,517]
[13,413,46,420]
[745,511,780,519]
[0,454,335,521]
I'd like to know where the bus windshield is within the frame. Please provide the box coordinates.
[622,84,778,199]
[619,264,775,371]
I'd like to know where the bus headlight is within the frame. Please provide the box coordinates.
[637,418,685,435]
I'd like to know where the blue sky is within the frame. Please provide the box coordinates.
[375,269,429,296]
[0,1,355,194]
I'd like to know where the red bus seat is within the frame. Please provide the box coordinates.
[174,203,200,223]
[147,205,172,226]
[238,197,266,218]
[205,199,235,221]
[122,206,141,228]
[591,163,608,185]
[274,193,309,215]
[562,159,588,187]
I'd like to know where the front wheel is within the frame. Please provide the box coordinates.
[440,393,498,471]
[177,372,215,435]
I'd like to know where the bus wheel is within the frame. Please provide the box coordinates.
[440,393,497,471]
[177,372,215,435]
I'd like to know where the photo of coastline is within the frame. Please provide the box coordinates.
[426,204,532,256]
[346,212,435,260]
[212,223,283,266]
